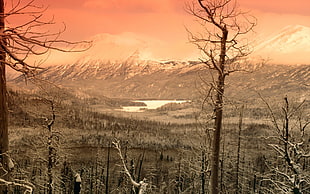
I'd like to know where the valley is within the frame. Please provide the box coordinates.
[4,22,310,193]
[8,78,309,193]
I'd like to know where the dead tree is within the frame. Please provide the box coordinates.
[235,105,244,193]
[45,99,56,194]
[186,0,256,193]
[261,97,310,193]
[0,1,9,190]
[0,0,89,192]
[113,140,148,194]
[105,143,111,194]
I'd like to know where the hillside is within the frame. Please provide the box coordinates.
[226,64,310,101]
[10,58,203,99]
[9,60,310,102]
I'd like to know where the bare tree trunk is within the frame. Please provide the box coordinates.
[105,144,110,194]
[236,105,244,193]
[47,102,56,194]
[220,131,226,193]
[201,150,206,194]
[48,135,53,194]
[135,150,145,194]
[210,28,228,194]
[0,0,9,192]
[187,1,256,192]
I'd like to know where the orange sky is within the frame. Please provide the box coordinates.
[5,0,310,62]
[15,0,307,41]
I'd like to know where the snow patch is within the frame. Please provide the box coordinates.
[254,25,310,64]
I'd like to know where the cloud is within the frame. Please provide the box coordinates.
[42,32,199,66]
[79,32,198,61]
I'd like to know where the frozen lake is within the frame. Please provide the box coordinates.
[121,100,188,112]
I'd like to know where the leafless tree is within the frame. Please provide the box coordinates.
[45,99,56,194]
[0,0,90,192]
[235,105,244,193]
[113,140,148,194]
[261,97,310,193]
[18,89,69,193]
[186,0,256,193]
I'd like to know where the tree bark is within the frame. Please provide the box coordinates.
[236,105,244,193]
[48,135,53,194]
[201,150,206,194]
[46,100,55,194]
[105,144,110,194]
[210,28,228,194]
[0,0,9,192]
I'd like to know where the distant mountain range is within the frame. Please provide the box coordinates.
[7,25,310,101]
[9,58,309,101]
[12,58,204,99]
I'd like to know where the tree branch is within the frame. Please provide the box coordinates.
[2,0,92,78]
[0,178,33,193]
[112,140,148,193]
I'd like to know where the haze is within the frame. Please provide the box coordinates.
[6,0,310,64]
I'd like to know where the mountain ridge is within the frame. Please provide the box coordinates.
[7,25,310,100]
[9,59,310,101]
[254,25,310,64]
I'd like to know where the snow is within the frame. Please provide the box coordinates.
[79,25,310,65]
[254,25,310,64]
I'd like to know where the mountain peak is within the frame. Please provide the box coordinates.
[273,24,310,42]
[280,24,310,33]
[254,25,310,64]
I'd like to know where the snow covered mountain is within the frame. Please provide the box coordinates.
[37,54,201,82]
[8,25,310,100]
[11,54,203,99]
[10,56,309,100]
[255,25,310,64]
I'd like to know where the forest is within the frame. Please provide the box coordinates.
[5,88,310,193]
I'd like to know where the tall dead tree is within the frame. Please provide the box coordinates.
[235,105,244,193]
[46,99,56,194]
[186,0,256,193]
[0,0,90,192]
[0,1,9,191]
